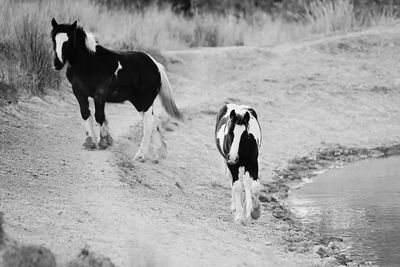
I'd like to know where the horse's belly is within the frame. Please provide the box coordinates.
[106,87,130,103]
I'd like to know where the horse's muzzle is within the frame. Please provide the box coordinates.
[227,156,239,164]
[53,57,64,70]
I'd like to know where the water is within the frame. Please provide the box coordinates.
[287,156,400,266]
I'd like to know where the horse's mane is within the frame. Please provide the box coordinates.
[75,26,97,53]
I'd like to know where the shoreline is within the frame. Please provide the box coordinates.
[261,142,400,266]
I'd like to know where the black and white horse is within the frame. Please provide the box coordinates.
[215,104,262,222]
[50,19,182,161]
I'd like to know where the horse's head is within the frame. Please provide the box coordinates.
[50,18,77,70]
[225,110,250,164]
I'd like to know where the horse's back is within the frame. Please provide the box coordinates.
[94,46,161,110]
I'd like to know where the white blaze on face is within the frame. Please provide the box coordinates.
[55,33,68,62]
[228,124,246,163]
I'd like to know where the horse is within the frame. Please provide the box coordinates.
[50,19,182,161]
[215,103,262,222]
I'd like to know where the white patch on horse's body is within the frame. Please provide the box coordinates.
[248,117,261,147]
[55,33,68,62]
[114,61,122,76]
[84,115,97,143]
[216,125,226,152]
[85,32,97,53]
[228,124,246,163]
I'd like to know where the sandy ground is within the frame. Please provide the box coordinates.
[2,25,400,266]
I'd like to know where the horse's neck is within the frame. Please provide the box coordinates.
[67,46,94,73]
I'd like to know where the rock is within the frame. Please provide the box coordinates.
[66,248,116,267]
[327,241,340,251]
[321,256,339,267]
[313,245,332,258]
[319,236,343,246]
[0,212,56,267]
[334,254,352,266]
[259,194,272,203]
[20,246,56,267]
[0,246,24,267]
[271,206,291,221]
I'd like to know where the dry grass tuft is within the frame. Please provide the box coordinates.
[0,0,397,103]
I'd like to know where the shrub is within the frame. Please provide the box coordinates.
[14,16,61,95]
[304,0,356,34]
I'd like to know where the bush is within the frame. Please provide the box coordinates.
[0,1,61,102]
[304,0,356,34]
[14,16,61,95]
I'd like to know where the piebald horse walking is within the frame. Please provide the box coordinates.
[215,104,262,222]
[50,19,182,161]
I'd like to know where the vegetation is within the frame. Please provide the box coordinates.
[0,0,397,102]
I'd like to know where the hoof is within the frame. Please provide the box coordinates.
[250,208,261,220]
[134,151,146,162]
[83,137,97,150]
[98,135,113,150]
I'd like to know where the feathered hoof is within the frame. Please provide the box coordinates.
[82,137,97,150]
[250,208,261,220]
[98,135,113,150]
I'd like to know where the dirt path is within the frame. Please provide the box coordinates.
[2,25,400,266]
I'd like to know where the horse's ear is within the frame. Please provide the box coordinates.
[71,20,77,30]
[243,111,250,125]
[51,18,58,27]
[230,110,236,120]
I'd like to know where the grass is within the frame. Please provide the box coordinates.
[0,0,397,103]
[304,0,397,34]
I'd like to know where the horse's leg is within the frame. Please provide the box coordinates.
[94,91,112,149]
[250,165,261,219]
[228,165,244,222]
[245,164,261,220]
[134,106,154,161]
[154,119,167,160]
[223,160,235,212]
[243,171,253,219]
[73,86,96,149]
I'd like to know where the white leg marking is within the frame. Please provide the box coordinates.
[228,125,245,164]
[98,121,113,149]
[252,179,261,210]
[244,171,253,219]
[153,118,167,160]
[84,115,97,143]
[134,108,154,161]
[224,164,235,212]
[231,183,236,213]
[55,33,68,62]
[100,122,108,138]
[232,180,244,222]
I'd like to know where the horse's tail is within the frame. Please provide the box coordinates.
[154,61,183,120]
